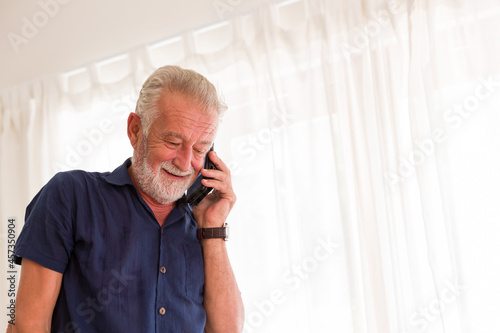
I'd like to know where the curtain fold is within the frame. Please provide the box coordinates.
[1,0,499,332]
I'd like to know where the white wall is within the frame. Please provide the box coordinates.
[0,0,270,90]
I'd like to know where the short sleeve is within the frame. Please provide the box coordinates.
[13,172,75,274]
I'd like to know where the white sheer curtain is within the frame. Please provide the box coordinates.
[1,0,500,332]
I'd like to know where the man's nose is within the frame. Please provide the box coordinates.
[172,147,192,172]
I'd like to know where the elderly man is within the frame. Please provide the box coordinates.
[10,66,244,332]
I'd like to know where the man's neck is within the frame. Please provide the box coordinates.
[127,166,176,227]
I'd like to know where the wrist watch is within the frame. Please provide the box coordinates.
[197,223,229,241]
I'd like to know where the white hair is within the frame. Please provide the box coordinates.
[135,65,227,136]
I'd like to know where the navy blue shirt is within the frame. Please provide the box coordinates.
[14,159,206,333]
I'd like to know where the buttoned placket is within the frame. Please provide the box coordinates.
[154,207,185,332]
[156,226,168,323]
[131,186,174,326]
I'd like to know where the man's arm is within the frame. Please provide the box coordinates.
[194,151,244,332]
[201,239,244,333]
[12,258,63,333]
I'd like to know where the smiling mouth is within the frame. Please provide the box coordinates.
[163,169,188,180]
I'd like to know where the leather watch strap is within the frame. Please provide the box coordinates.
[197,223,229,241]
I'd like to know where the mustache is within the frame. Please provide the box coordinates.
[160,162,194,177]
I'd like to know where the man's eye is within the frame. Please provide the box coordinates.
[167,142,180,147]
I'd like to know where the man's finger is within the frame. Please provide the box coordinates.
[207,151,230,173]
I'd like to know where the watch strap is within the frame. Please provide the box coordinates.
[197,223,228,241]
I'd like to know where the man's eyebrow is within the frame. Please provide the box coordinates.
[162,132,184,140]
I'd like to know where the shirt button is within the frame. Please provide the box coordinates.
[160,266,166,274]
[159,307,166,315]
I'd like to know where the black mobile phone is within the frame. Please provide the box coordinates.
[186,145,217,206]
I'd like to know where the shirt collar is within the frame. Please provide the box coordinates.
[104,158,192,215]
[103,158,135,186]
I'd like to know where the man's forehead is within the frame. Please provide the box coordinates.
[157,112,219,133]
[157,98,218,124]
[150,91,219,140]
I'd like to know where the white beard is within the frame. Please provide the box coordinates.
[132,138,195,204]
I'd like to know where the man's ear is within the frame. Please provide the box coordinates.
[127,113,143,148]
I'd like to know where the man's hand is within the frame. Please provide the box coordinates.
[192,151,236,228]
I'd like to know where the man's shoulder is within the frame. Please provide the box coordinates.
[27,168,123,214]
[38,160,132,200]
[34,169,116,203]
[49,169,111,187]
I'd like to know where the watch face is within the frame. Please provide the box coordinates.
[224,223,229,241]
